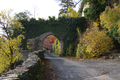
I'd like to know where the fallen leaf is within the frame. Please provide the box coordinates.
[102,69,104,70]
[101,71,104,73]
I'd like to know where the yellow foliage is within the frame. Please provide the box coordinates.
[93,18,100,27]
[55,40,60,54]
[0,9,25,73]
[52,39,60,54]
[62,6,80,18]
[78,27,114,58]
[100,5,120,31]
[27,41,33,50]
[0,35,24,73]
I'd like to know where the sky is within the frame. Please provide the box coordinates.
[0,0,80,19]
[0,0,81,35]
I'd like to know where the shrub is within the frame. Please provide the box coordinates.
[53,40,60,55]
[26,41,33,50]
[76,44,85,58]
[68,44,74,56]
[66,44,74,56]
[76,27,114,58]
[76,44,92,59]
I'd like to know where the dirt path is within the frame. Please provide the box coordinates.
[44,52,120,80]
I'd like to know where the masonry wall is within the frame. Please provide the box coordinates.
[0,50,42,80]
[19,50,33,61]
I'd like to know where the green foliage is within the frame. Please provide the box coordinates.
[51,39,60,55]
[66,44,74,56]
[83,0,106,21]
[59,0,74,15]
[54,40,60,54]
[14,10,31,20]
[66,47,69,55]
[100,4,120,46]
[78,1,85,16]
[106,23,120,43]
[76,27,81,35]
[15,17,87,51]
[34,38,41,50]
[76,44,89,59]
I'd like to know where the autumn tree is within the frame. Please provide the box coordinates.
[0,9,24,73]
[58,0,75,15]
[61,6,80,18]
[100,4,120,49]
[49,36,57,44]
[52,39,60,54]
[76,27,114,58]
[100,5,120,31]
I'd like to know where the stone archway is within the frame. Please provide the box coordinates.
[27,32,63,52]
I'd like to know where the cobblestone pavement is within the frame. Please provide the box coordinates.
[44,52,120,80]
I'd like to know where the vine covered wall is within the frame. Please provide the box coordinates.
[14,16,88,51]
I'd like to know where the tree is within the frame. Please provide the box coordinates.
[0,9,24,73]
[100,4,120,46]
[83,0,106,21]
[49,36,57,44]
[76,27,114,58]
[53,39,60,54]
[14,10,32,20]
[100,5,120,31]
[58,0,75,15]
[61,6,80,18]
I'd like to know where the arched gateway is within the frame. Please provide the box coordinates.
[27,32,63,52]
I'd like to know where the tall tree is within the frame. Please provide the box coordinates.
[0,9,24,73]
[59,0,75,15]
[100,5,120,44]
[61,6,80,18]
[14,10,32,20]
[83,0,106,21]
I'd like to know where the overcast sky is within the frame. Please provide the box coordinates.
[0,0,80,19]
[0,0,81,35]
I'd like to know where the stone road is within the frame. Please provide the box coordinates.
[44,52,120,80]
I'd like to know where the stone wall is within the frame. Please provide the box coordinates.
[20,50,33,61]
[0,50,42,80]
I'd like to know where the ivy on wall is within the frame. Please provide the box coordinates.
[14,16,87,51]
